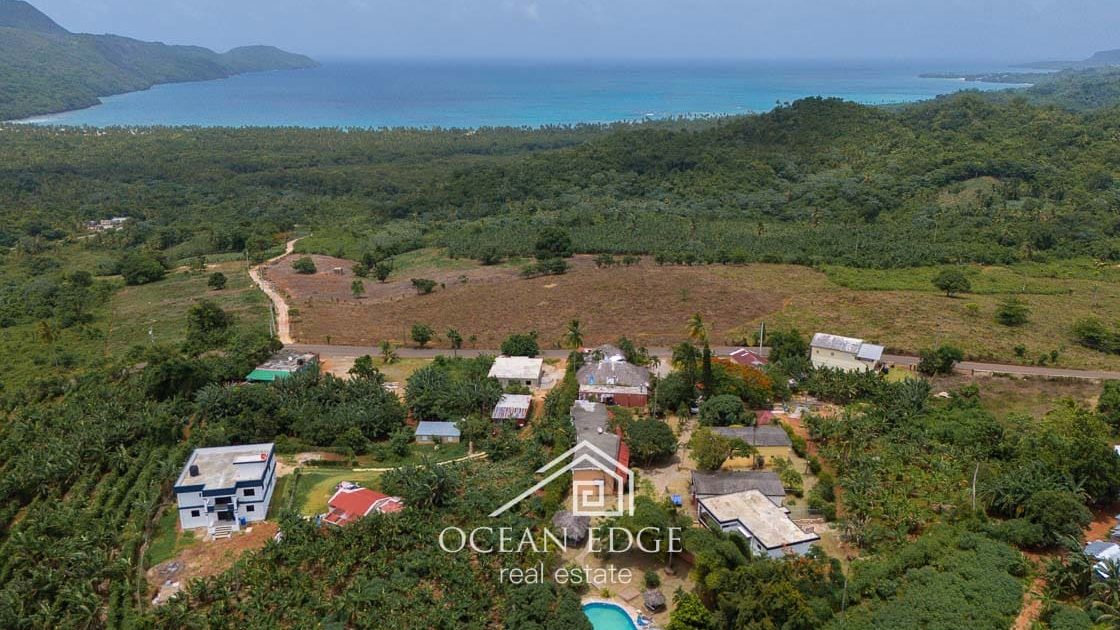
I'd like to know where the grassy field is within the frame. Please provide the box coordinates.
[269,248,1120,369]
[281,443,470,516]
[145,507,197,567]
[106,260,269,354]
[290,469,386,517]
[928,374,1103,419]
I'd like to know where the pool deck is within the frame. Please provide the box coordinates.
[583,597,654,629]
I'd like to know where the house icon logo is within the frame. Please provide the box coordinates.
[489,440,634,518]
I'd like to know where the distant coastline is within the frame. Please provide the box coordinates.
[17,59,1025,129]
[6,66,317,124]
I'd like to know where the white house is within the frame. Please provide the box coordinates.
[697,489,819,558]
[488,356,544,388]
[810,333,884,372]
[173,443,277,537]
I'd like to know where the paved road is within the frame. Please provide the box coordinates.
[290,343,1120,381]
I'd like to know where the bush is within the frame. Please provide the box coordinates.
[292,256,317,274]
[995,296,1030,326]
[501,332,540,357]
[410,278,437,295]
[521,258,569,278]
[207,271,227,290]
[1099,381,1120,430]
[410,323,435,348]
[699,394,747,426]
[917,344,963,376]
[534,226,573,260]
[643,570,661,590]
[1072,317,1120,354]
[119,253,166,285]
[932,269,971,296]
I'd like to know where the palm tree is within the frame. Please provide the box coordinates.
[686,313,707,343]
[379,340,399,365]
[446,328,463,356]
[563,319,584,349]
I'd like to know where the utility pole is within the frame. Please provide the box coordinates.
[971,462,979,511]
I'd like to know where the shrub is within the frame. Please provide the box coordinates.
[643,571,661,590]
[410,323,435,348]
[917,344,963,376]
[501,332,540,357]
[411,278,437,295]
[291,256,317,274]
[119,253,166,285]
[534,226,573,260]
[1099,381,1120,430]
[995,296,1030,326]
[207,271,227,290]
[932,269,971,296]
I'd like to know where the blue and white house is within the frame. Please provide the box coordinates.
[173,443,276,535]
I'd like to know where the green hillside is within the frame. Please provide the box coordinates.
[0,0,317,121]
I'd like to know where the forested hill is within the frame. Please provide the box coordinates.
[0,0,317,121]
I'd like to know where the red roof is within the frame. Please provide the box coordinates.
[729,348,768,367]
[324,487,404,526]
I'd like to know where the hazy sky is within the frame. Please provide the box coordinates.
[29,0,1120,61]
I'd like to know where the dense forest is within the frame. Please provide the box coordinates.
[4,71,1120,273]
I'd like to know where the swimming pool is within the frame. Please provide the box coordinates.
[583,602,639,630]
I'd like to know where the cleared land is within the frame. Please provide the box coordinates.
[262,249,1120,370]
[108,259,269,353]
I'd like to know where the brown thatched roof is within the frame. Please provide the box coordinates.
[643,589,666,611]
[551,510,590,545]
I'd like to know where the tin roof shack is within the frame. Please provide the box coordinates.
[728,348,768,368]
[173,443,276,537]
[246,349,319,383]
[577,345,650,407]
[415,421,461,444]
[488,356,544,389]
[810,333,884,372]
[698,489,819,558]
[691,470,786,506]
[492,394,533,426]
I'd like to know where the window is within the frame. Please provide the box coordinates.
[190,510,200,518]
[215,496,231,505]
[244,488,256,497]
[246,505,255,513]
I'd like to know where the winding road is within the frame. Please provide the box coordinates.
[248,237,301,345]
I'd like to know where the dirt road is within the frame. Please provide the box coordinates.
[248,238,301,344]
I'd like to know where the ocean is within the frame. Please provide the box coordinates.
[24,59,1025,129]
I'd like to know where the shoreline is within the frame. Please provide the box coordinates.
[5,64,1024,130]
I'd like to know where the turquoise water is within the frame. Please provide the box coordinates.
[24,59,1025,129]
[583,602,639,630]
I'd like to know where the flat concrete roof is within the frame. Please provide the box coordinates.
[700,489,818,550]
[175,443,274,491]
[488,356,544,380]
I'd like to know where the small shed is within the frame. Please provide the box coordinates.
[551,510,591,546]
[415,421,461,444]
[492,394,533,426]
[643,590,666,612]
